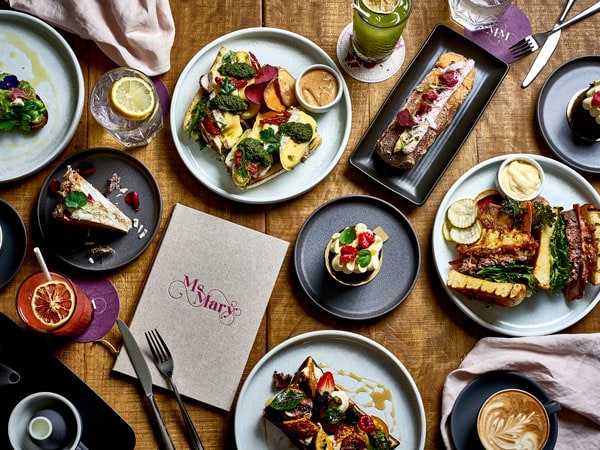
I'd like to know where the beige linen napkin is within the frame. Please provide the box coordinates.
[7,0,175,76]
[441,334,600,449]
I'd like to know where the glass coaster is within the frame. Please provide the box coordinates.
[336,22,406,83]
[72,278,120,343]
[464,5,532,64]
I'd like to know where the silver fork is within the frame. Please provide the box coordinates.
[145,329,205,450]
[509,1,600,59]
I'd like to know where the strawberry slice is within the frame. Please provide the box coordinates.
[317,371,335,396]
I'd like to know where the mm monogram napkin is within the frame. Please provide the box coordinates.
[112,203,289,411]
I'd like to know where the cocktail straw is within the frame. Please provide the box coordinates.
[33,247,52,281]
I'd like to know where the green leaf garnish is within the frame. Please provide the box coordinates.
[269,389,305,411]
[339,227,356,244]
[323,407,345,425]
[357,249,372,268]
[65,191,88,208]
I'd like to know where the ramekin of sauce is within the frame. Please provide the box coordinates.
[496,156,544,202]
[295,64,343,113]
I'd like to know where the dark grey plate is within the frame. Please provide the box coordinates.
[0,198,27,289]
[450,371,559,450]
[35,148,162,274]
[349,24,509,206]
[537,55,600,173]
[294,195,420,320]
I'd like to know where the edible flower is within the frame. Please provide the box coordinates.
[0,75,19,90]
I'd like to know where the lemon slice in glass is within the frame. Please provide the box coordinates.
[109,76,156,121]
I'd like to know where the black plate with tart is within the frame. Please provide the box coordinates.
[294,195,420,320]
[35,148,162,275]
[537,55,600,173]
[0,313,135,449]
[0,198,27,289]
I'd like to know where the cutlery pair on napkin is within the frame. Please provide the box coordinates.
[440,333,600,449]
[512,0,600,87]
[118,320,204,450]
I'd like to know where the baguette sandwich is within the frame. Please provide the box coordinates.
[376,52,475,169]
[183,47,322,189]
[0,73,48,131]
[52,166,132,234]
[264,356,400,450]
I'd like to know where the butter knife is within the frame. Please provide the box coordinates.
[118,319,176,450]
[522,0,576,88]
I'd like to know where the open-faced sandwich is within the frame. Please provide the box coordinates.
[264,356,400,450]
[376,52,475,169]
[183,47,322,189]
[0,73,48,131]
[52,166,132,234]
[444,190,600,305]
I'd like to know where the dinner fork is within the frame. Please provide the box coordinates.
[145,329,205,450]
[509,1,600,59]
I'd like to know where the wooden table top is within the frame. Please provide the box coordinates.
[2,0,600,448]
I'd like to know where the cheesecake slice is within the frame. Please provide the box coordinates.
[52,166,132,233]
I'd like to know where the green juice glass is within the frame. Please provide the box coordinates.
[352,0,413,63]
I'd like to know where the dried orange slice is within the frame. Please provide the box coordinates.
[31,280,75,327]
[109,76,155,120]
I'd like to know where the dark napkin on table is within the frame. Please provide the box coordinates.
[7,0,175,76]
[441,334,600,449]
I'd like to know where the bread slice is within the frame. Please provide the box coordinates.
[376,52,475,169]
[264,356,400,450]
[52,166,132,234]
[447,268,527,307]
[581,203,600,285]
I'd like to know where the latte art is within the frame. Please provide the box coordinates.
[477,389,550,450]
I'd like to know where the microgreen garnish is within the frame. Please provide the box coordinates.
[65,191,88,208]
[260,127,281,153]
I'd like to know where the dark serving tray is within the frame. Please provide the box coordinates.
[349,24,509,206]
[0,313,135,449]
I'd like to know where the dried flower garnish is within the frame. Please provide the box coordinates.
[125,191,140,210]
[76,161,96,177]
[106,173,122,194]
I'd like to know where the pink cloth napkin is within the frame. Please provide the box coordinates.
[441,334,600,449]
[8,0,175,76]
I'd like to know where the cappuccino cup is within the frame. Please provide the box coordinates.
[477,389,560,450]
[8,392,87,450]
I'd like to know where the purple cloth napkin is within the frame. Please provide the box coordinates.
[441,334,600,449]
[8,0,175,76]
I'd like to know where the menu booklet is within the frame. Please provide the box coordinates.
[112,203,289,411]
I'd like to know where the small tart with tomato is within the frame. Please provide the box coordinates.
[325,223,387,287]
[264,356,400,450]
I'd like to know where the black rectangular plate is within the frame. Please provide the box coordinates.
[0,313,136,449]
[349,24,509,206]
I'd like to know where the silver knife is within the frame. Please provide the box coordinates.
[118,319,176,450]
[522,0,576,88]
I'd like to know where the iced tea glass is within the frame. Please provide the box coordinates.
[352,0,413,63]
[90,67,163,148]
[16,272,93,337]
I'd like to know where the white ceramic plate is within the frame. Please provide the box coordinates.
[170,27,351,204]
[432,154,600,336]
[234,330,426,449]
[0,11,84,183]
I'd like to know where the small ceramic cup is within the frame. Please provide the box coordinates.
[8,392,85,450]
[496,156,544,202]
[295,64,343,113]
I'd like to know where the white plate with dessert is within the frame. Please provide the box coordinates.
[0,11,84,183]
[537,55,600,173]
[432,154,600,336]
[35,148,162,273]
[170,27,351,204]
[294,195,420,320]
[234,330,426,450]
